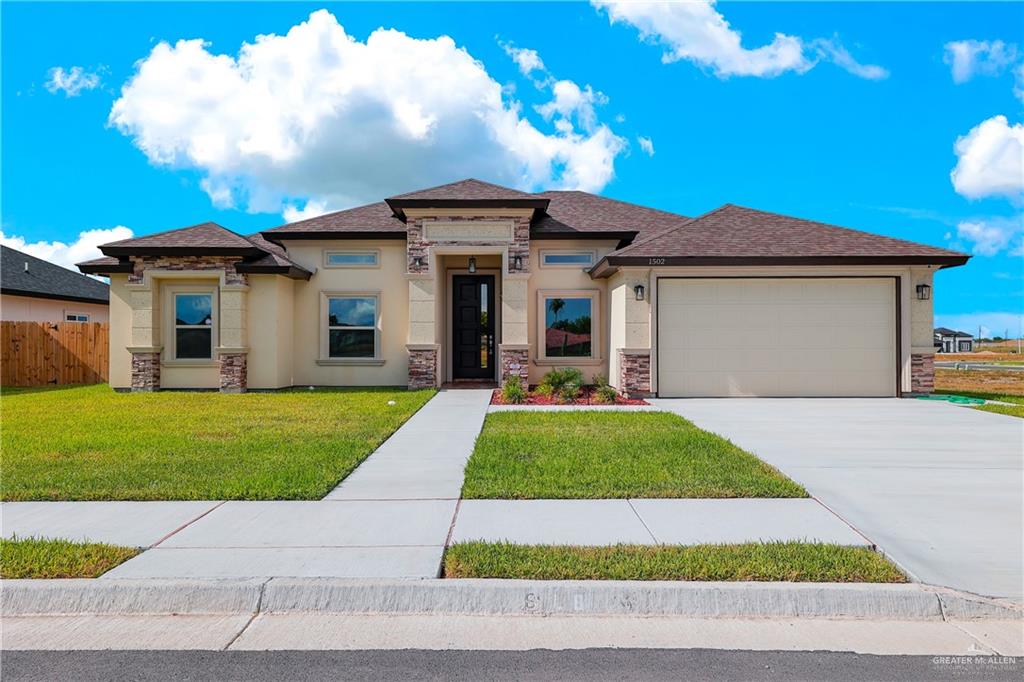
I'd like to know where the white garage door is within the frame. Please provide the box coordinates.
[657,278,896,397]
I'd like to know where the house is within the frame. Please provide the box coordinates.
[2,245,109,322]
[934,327,974,353]
[77,179,968,397]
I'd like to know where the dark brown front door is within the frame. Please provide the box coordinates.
[452,275,495,380]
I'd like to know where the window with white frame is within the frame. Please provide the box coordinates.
[538,291,598,360]
[65,312,90,322]
[173,293,214,359]
[325,294,379,358]
[540,250,596,268]
[324,250,380,268]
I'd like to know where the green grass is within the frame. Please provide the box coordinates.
[1,385,435,500]
[934,389,1024,419]
[444,542,906,582]
[1,536,140,579]
[461,412,806,499]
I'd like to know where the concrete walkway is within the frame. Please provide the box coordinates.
[654,398,1024,599]
[451,499,870,546]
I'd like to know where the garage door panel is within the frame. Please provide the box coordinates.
[657,278,896,398]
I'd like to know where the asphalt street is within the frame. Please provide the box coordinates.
[3,649,1020,682]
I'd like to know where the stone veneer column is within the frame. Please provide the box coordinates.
[218,287,249,393]
[219,354,247,393]
[500,275,530,387]
[130,352,161,391]
[407,345,439,389]
[618,349,652,399]
[128,284,162,391]
[910,353,935,394]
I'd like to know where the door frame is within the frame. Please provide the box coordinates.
[445,268,501,383]
[653,275,901,398]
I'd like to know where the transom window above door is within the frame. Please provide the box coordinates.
[324,250,380,268]
[326,295,379,358]
[174,293,213,359]
[540,250,596,268]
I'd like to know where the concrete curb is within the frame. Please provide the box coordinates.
[3,578,1021,620]
[487,405,662,412]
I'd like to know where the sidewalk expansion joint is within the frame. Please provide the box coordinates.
[222,579,269,651]
[626,499,660,544]
[150,501,226,548]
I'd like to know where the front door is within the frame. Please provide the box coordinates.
[452,275,495,380]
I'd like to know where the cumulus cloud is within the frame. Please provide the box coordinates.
[592,0,886,80]
[500,41,546,77]
[637,136,655,156]
[535,80,608,132]
[44,66,102,97]
[109,10,626,217]
[955,216,1024,256]
[950,115,1024,201]
[944,40,1018,83]
[282,199,330,223]
[0,226,133,271]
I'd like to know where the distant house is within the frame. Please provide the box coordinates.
[1,245,109,322]
[934,327,973,353]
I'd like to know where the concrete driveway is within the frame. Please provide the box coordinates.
[652,398,1023,600]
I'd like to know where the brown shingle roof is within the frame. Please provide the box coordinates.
[534,190,689,237]
[388,178,539,202]
[100,222,262,256]
[599,204,969,269]
[262,201,406,240]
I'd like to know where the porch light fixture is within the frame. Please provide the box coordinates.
[468,256,477,273]
[634,284,645,301]
[916,284,931,301]
[514,255,523,270]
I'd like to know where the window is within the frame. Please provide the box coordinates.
[539,291,598,361]
[326,295,378,358]
[540,250,595,268]
[324,250,379,268]
[65,313,90,322]
[174,293,214,359]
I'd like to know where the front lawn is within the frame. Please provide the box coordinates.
[0,537,139,579]
[1,385,434,500]
[935,369,1024,418]
[461,412,806,499]
[444,542,905,582]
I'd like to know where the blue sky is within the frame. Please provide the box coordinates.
[2,1,1022,337]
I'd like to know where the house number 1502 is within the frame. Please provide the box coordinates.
[648,258,666,265]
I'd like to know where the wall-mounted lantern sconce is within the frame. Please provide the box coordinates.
[514,255,523,271]
[916,283,931,301]
[634,284,646,301]
[468,256,477,274]
[413,256,424,268]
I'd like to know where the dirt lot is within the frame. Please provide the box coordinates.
[935,369,1024,396]
[939,351,1022,363]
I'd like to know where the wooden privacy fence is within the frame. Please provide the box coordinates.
[1,322,109,387]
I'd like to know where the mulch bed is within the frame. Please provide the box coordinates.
[490,386,649,406]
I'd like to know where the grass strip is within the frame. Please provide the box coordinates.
[1,536,140,579]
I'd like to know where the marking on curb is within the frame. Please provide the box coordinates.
[222,579,268,650]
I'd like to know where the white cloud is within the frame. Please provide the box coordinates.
[109,10,626,217]
[500,41,546,77]
[943,40,1018,84]
[282,199,330,223]
[637,135,655,156]
[950,115,1024,201]
[535,80,607,132]
[592,0,885,80]
[44,66,102,97]
[0,226,133,271]
[935,312,1024,339]
[955,216,1024,256]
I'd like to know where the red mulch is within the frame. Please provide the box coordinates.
[490,386,648,406]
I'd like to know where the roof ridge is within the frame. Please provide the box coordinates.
[264,200,392,232]
[610,203,731,257]
[103,221,234,246]
[537,189,691,220]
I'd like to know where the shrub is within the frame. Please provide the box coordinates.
[592,373,609,388]
[501,378,527,404]
[534,383,554,398]
[557,383,581,404]
[593,384,618,404]
[540,368,585,394]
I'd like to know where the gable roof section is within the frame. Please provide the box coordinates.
[593,204,969,274]
[534,190,689,240]
[385,178,549,219]
[934,327,973,338]
[2,245,109,304]
[262,201,406,242]
[100,222,264,256]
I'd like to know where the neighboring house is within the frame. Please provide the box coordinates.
[2,245,109,322]
[78,179,968,397]
[934,327,974,353]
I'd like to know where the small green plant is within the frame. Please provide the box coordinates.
[593,385,618,404]
[592,374,609,388]
[501,377,527,404]
[539,368,584,395]
[557,383,581,404]
[534,383,554,397]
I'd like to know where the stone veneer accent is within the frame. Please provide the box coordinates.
[406,216,531,274]
[910,353,935,394]
[499,347,529,387]
[128,255,247,285]
[408,347,439,389]
[219,353,248,393]
[130,352,161,392]
[618,349,652,399]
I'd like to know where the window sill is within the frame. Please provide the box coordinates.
[316,358,386,366]
[534,358,603,366]
[161,360,218,368]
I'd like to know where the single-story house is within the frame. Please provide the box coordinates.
[77,179,968,397]
[934,327,974,353]
[2,245,110,322]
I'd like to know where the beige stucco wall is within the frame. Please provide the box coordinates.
[526,240,619,384]
[247,275,294,389]
[909,266,936,352]
[285,240,409,386]
[1,294,109,323]
[108,275,133,389]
